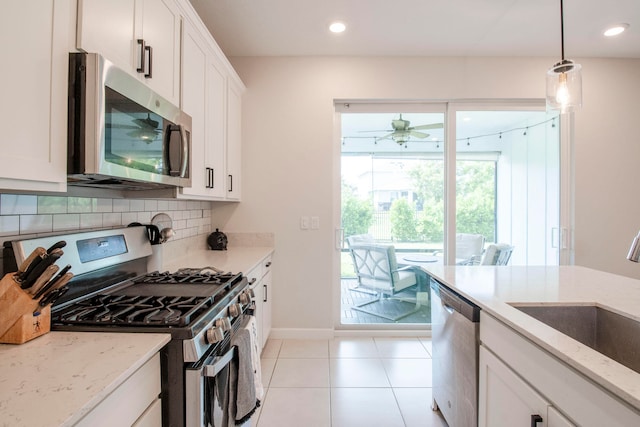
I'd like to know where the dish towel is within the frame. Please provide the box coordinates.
[246,315,264,401]
[228,315,260,426]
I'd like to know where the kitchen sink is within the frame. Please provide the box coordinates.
[510,304,640,375]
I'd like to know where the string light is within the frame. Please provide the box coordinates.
[341,116,559,145]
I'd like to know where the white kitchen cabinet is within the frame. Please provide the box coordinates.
[248,255,273,351]
[480,311,640,427]
[226,81,243,200]
[75,353,162,427]
[175,0,245,201]
[0,0,71,192]
[179,16,227,200]
[261,265,273,349]
[479,345,574,427]
[77,0,181,105]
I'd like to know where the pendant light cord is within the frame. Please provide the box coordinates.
[560,0,565,61]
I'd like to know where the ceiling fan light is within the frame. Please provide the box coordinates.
[546,60,582,113]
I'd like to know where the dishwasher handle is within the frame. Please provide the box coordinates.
[431,279,480,322]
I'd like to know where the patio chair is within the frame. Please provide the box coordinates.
[480,243,514,265]
[456,233,486,265]
[347,243,421,321]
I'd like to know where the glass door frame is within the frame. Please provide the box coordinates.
[333,100,574,331]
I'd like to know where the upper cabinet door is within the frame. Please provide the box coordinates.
[226,82,243,201]
[0,0,70,192]
[77,0,181,105]
[139,0,181,104]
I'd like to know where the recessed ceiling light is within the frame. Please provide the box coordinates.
[604,23,629,37]
[329,22,346,33]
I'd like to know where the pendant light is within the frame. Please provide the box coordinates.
[546,0,582,113]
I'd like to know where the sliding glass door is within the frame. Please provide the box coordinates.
[336,102,565,329]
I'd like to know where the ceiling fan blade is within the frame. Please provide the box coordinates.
[411,123,444,130]
[359,129,393,133]
[410,131,429,139]
[376,132,395,141]
[106,123,138,130]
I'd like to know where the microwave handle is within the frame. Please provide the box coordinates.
[166,124,189,177]
[179,125,189,178]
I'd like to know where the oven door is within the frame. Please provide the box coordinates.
[185,345,252,427]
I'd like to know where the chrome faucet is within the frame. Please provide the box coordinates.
[627,232,640,262]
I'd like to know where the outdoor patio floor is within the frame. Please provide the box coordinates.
[341,278,432,325]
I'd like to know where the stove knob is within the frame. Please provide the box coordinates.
[239,292,251,305]
[228,303,242,318]
[215,317,232,331]
[246,288,255,298]
[206,326,225,344]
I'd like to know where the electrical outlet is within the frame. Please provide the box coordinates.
[311,216,320,230]
[300,216,309,230]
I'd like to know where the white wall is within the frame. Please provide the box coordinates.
[211,56,640,332]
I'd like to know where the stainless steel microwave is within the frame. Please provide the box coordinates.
[68,52,191,190]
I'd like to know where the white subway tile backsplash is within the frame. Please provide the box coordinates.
[93,198,113,213]
[137,211,152,223]
[0,192,214,246]
[103,212,122,227]
[79,213,103,229]
[113,199,130,212]
[130,199,145,211]
[20,214,53,234]
[68,197,92,213]
[53,214,80,231]
[1,194,38,215]
[121,212,138,226]
[0,216,20,236]
[144,200,158,212]
[38,196,68,214]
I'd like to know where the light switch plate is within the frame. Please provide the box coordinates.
[300,216,309,229]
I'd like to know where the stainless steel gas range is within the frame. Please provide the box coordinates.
[5,227,255,427]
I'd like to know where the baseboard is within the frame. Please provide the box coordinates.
[268,327,431,340]
[269,328,334,340]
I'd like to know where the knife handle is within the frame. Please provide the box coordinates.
[33,264,72,299]
[27,264,59,297]
[38,272,73,303]
[22,253,61,289]
[17,247,47,283]
[46,240,67,254]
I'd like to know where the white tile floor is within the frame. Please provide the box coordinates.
[254,337,448,427]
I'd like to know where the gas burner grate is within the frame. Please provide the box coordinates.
[134,270,242,286]
[54,294,212,327]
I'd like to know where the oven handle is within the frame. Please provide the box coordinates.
[204,346,235,377]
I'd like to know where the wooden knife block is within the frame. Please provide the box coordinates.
[0,273,51,344]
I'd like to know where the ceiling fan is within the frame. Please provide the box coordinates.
[364,114,444,145]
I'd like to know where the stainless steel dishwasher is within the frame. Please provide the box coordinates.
[430,276,481,427]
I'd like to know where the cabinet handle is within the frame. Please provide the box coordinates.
[210,167,214,188]
[228,174,233,192]
[136,39,146,74]
[265,261,271,268]
[205,167,213,188]
[530,414,543,427]
[144,45,153,78]
[263,284,267,302]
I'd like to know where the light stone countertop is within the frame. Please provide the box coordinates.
[160,245,275,276]
[0,235,274,427]
[422,265,640,412]
[0,331,170,427]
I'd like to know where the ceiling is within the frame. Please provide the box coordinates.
[188,0,639,58]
